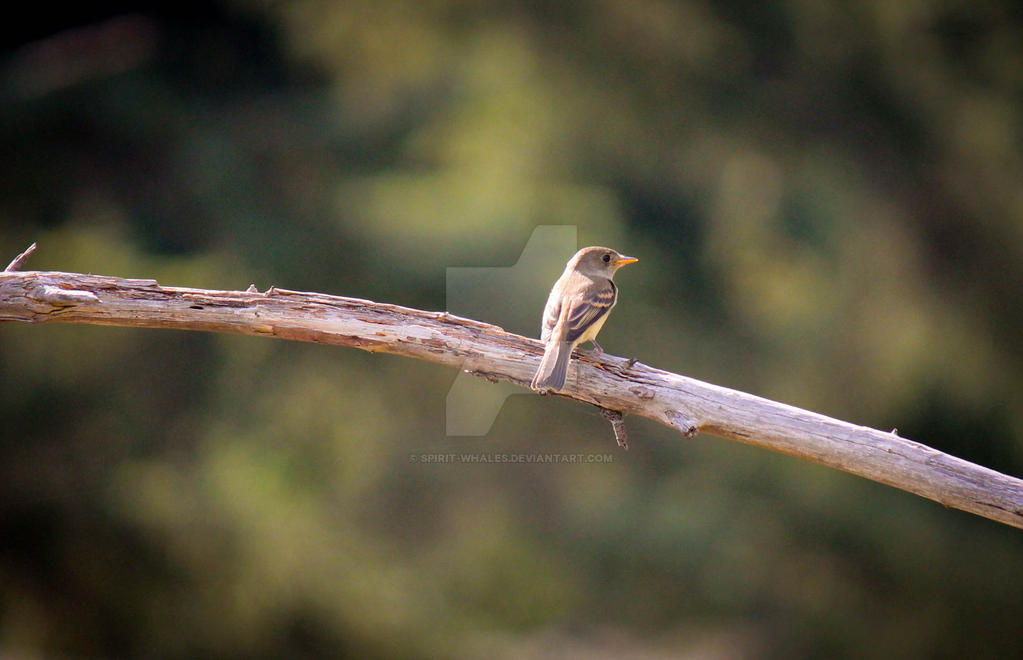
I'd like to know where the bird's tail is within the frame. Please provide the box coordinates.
[531,341,572,392]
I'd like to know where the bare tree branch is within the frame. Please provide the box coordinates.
[1,268,1021,529]
[599,408,630,449]
[4,242,37,271]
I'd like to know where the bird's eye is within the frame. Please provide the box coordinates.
[602,253,612,263]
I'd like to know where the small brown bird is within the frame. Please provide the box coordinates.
[530,246,638,392]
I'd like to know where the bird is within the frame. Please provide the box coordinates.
[530,246,638,392]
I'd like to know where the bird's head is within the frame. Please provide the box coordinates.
[570,246,639,278]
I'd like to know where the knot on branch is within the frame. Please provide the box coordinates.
[665,409,698,438]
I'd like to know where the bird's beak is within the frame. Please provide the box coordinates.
[616,255,639,267]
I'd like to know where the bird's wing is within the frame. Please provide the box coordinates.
[563,278,617,344]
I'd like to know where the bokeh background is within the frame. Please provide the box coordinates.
[3,1,1023,657]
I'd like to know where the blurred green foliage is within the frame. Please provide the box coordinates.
[2,1,1023,657]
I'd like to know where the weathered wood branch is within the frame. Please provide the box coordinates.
[1,268,1021,529]
[4,242,37,271]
